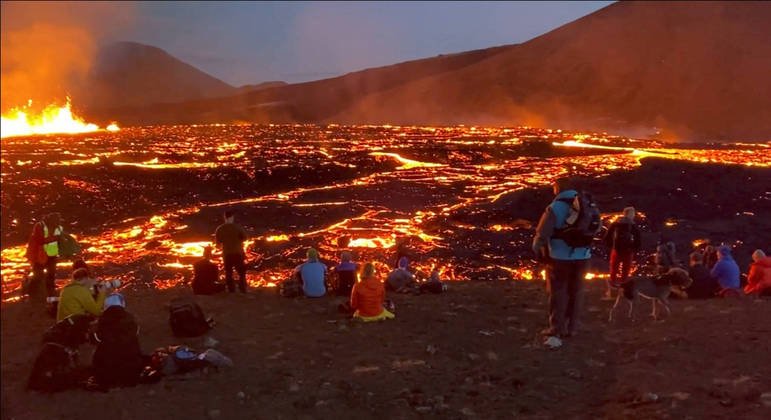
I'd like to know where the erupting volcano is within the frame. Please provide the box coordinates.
[0,99,118,138]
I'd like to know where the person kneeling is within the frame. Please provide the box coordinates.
[192,247,225,295]
[351,263,394,322]
[57,268,108,322]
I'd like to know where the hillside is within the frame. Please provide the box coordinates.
[74,42,237,109]
[87,2,771,141]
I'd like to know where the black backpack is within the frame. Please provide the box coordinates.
[554,191,601,248]
[28,314,94,392]
[612,222,635,252]
[169,299,212,337]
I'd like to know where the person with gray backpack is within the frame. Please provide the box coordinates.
[532,178,601,338]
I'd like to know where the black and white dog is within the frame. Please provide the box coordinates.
[609,267,692,322]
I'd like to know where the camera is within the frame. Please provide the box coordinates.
[97,279,122,290]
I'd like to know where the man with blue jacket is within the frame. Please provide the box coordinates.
[532,179,594,338]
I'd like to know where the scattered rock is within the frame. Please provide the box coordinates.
[207,409,221,419]
[760,392,771,407]
[236,391,245,400]
[585,358,606,368]
[392,359,426,369]
[564,369,582,380]
[426,345,437,355]
[415,406,432,414]
[467,353,480,361]
[544,336,562,349]
[460,407,476,416]
[668,392,690,401]
[486,351,499,361]
[288,381,300,392]
[267,351,284,360]
[353,365,380,374]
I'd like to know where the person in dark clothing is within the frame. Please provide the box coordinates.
[91,300,144,389]
[215,211,248,293]
[685,251,719,298]
[603,206,642,299]
[192,247,225,295]
[532,178,599,338]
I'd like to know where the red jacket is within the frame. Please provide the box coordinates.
[745,257,771,294]
[350,276,384,317]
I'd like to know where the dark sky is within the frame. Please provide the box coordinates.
[2,1,613,86]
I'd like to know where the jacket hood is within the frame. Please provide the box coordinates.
[555,190,577,201]
[718,245,733,258]
[754,256,771,268]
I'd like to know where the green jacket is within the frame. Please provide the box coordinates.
[57,282,106,321]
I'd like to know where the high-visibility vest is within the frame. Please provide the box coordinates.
[42,222,62,257]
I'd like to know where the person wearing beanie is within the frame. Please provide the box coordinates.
[332,251,359,296]
[351,263,395,322]
[602,206,642,299]
[745,249,771,296]
[293,247,327,297]
[711,245,741,295]
[385,257,418,293]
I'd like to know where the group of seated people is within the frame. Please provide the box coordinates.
[192,245,446,322]
[656,242,771,298]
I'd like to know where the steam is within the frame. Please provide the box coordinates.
[0,1,135,112]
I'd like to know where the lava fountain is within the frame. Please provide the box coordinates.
[0,99,118,138]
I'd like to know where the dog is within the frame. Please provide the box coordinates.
[608,267,692,322]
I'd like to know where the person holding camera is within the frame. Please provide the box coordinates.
[56,268,110,321]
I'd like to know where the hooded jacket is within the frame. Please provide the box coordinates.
[57,282,106,321]
[351,276,385,317]
[711,246,740,289]
[745,256,771,294]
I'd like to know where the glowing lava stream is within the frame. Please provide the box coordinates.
[1,99,119,138]
[370,152,445,170]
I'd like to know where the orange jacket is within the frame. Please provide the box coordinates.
[25,222,59,265]
[350,276,384,317]
[745,257,771,294]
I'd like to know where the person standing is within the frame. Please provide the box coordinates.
[602,207,641,298]
[532,178,600,338]
[215,210,248,293]
[25,212,63,298]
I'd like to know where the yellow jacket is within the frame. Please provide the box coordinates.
[56,282,106,321]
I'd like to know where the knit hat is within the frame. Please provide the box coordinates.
[717,245,732,257]
[341,251,352,262]
[753,249,766,262]
[306,248,319,260]
[623,206,636,220]
[398,256,409,269]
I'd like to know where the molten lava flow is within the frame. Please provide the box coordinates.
[0,99,119,138]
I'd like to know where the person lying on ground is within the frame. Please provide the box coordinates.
[685,251,720,298]
[294,248,327,297]
[603,206,641,299]
[192,246,225,295]
[744,249,771,296]
[712,245,741,296]
[351,263,395,322]
[57,268,108,321]
[386,257,419,294]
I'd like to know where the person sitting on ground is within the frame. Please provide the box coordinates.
[684,251,719,298]
[711,245,741,296]
[56,268,108,321]
[744,249,771,296]
[654,241,678,275]
[703,244,719,270]
[72,258,89,275]
[192,246,225,295]
[294,248,327,297]
[90,294,145,390]
[333,251,359,296]
[419,268,447,294]
[351,263,395,322]
[603,206,642,299]
[386,257,419,294]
